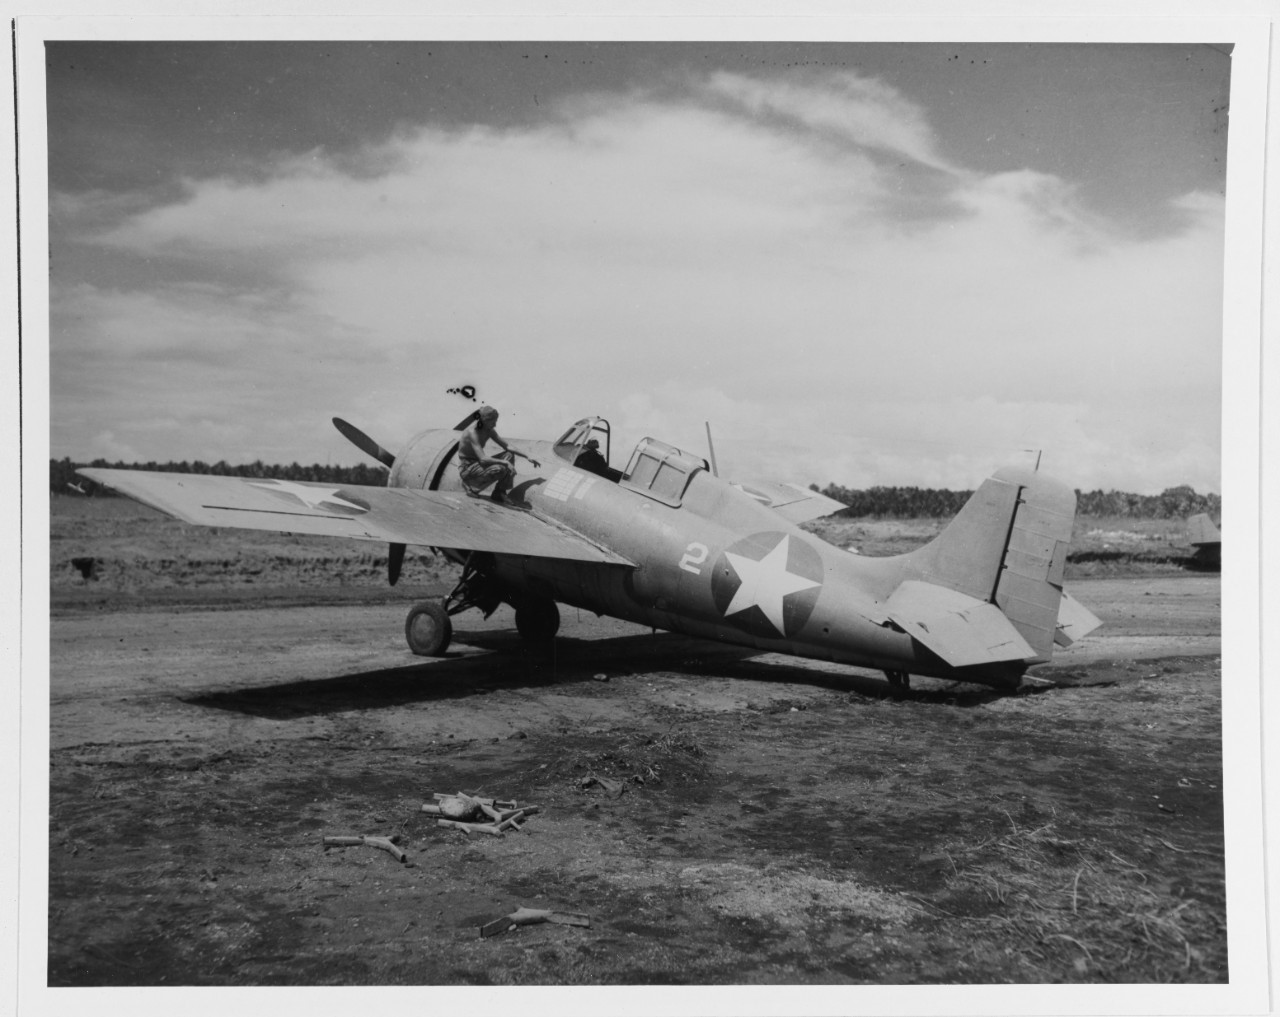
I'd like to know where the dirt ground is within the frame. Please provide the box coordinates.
[47,497,1225,986]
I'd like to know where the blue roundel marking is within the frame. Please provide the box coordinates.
[710,532,824,639]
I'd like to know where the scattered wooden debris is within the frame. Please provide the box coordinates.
[432,791,518,809]
[423,791,539,837]
[436,818,503,837]
[322,834,409,864]
[479,907,591,939]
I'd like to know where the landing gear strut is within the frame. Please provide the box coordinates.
[884,670,911,696]
[444,554,504,618]
[405,554,498,657]
[411,553,561,653]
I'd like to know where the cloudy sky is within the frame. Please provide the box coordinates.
[45,41,1230,494]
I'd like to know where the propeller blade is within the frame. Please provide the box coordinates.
[453,409,481,431]
[333,417,396,468]
[388,542,406,586]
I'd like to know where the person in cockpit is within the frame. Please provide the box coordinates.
[573,438,610,478]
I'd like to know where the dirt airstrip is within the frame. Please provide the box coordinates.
[47,498,1225,985]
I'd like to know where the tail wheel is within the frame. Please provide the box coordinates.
[515,598,560,643]
[405,600,452,656]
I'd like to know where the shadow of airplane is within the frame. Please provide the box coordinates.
[185,629,752,719]
[184,626,1017,720]
[498,629,1026,707]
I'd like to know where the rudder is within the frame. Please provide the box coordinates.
[992,469,1076,660]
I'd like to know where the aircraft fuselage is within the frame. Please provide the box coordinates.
[391,428,1018,686]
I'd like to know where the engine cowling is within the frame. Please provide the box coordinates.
[388,428,466,492]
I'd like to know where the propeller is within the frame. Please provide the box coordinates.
[332,416,396,468]
[332,416,404,585]
[388,542,406,586]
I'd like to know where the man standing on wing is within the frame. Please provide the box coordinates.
[457,405,539,502]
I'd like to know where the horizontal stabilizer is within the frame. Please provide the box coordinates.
[731,480,847,523]
[887,580,1036,668]
[1054,588,1104,647]
[78,468,635,567]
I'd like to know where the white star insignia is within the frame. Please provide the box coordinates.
[248,479,367,513]
[722,534,821,636]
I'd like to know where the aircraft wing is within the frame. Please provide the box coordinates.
[77,469,635,566]
[886,580,1037,668]
[730,480,847,524]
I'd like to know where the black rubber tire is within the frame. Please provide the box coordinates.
[515,598,560,643]
[405,600,452,656]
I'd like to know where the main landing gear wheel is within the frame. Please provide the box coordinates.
[405,600,452,656]
[515,598,560,643]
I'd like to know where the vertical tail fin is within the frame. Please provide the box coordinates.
[1186,513,1222,548]
[905,466,1077,661]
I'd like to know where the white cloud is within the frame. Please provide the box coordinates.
[702,70,960,174]
[52,70,1224,494]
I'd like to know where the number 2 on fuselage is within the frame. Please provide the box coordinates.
[679,542,710,575]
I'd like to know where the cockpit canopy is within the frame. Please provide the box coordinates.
[553,417,612,466]
[620,437,709,506]
[554,417,709,506]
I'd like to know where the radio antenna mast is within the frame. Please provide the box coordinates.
[705,422,719,477]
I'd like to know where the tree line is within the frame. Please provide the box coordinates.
[51,457,1219,519]
[812,481,1220,520]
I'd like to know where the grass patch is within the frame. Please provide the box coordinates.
[548,726,711,789]
[932,813,1226,982]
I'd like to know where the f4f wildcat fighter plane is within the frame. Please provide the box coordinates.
[80,412,1101,692]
